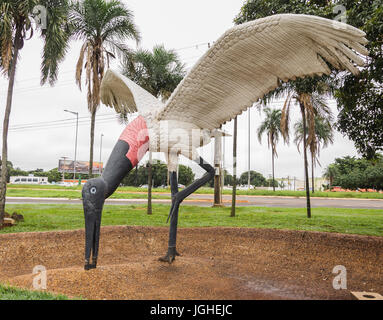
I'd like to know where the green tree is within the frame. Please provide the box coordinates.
[234,0,334,25]
[178,165,195,186]
[335,0,383,159]
[324,155,383,190]
[239,171,267,187]
[0,0,70,225]
[121,44,186,213]
[223,169,236,186]
[47,168,63,183]
[266,178,279,188]
[294,115,334,192]
[72,0,140,177]
[257,107,282,191]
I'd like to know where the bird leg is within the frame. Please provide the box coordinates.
[159,157,215,264]
[83,140,134,270]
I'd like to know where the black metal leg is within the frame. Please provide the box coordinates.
[159,157,215,264]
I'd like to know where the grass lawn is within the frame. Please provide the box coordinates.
[6,188,170,200]
[2,204,383,237]
[7,184,383,199]
[0,284,70,300]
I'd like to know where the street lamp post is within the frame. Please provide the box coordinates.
[64,109,79,181]
[99,133,104,175]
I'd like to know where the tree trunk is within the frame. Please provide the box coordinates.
[231,117,238,217]
[272,148,276,192]
[147,152,152,215]
[300,103,312,218]
[311,153,315,193]
[88,108,96,177]
[0,32,21,225]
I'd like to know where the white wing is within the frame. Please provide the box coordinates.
[100,69,164,115]
[158,14,368,130]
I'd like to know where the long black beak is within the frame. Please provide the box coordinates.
[82,178,106,271]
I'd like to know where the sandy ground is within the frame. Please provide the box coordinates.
[0,226,382,300]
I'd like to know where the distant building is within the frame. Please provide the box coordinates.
[260,177,329,191]
[10,175,49,185]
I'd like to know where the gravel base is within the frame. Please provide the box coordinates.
[0,226,382,300]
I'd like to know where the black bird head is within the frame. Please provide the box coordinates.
[82,178,107,270]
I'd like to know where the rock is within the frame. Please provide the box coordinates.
[3,218,15,226]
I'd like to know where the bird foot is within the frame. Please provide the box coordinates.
[159,247,181,264]
[84,264,97,271]
[84,259,98,271]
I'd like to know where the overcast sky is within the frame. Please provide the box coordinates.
[0,0,360,180]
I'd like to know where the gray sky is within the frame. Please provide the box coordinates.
[0,0,359,180]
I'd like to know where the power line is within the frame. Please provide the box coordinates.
[14,70,75,84]
[8,113,114,129]
[0,114,124,133]
[173,42,211,52]
[7,117,121,133]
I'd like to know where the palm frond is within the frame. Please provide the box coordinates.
[280,94,292,144]
[39,0,71,85]
[75,41,88,90]
[121,44,186,100]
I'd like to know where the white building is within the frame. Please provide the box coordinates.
[10,175,49,185]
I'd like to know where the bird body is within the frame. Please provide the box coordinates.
[82,14,368,270]
[101,70,213,171]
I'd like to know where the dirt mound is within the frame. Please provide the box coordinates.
[0,226,382,300]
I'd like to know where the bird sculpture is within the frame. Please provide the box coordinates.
[82,14,368,270]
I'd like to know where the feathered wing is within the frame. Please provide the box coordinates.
[158,14,368,130]
[100,69,164,116]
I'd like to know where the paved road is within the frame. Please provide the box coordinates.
[6,194,383,209]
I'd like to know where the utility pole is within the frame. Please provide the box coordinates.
[64,110,79,180]
[214,132,223,207]
[147,151,153,215]
[231,117,238,217]
[222,134,225,194]
[248,108,251,190]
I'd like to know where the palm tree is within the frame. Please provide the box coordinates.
[264,77,334,218]
[294,115,334,193]
[121,44,186,214]
[122,44,185,100]
[323,164,338,190]
[71,0,140,177]
[0,0,70,225]
[257,108,283,192]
